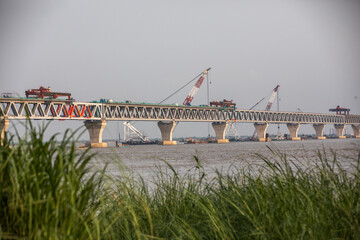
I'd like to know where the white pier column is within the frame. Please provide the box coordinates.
[212,122,229,143]
[253,123,268,142]
[84,120,107,148]
[1,118,9,146]
[286,123,301,141]
[313,124,326,140]
[158,121,177,145]
[351,125,360,138]
[334,124,346,139]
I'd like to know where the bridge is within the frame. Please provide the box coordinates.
[1,98,360,146]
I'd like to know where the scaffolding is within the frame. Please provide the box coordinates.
[123,122,149,142]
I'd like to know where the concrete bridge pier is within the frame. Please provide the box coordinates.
[1,118,9,146]
[287,123,301,141]
[212,122,229,143]
[313,124,326,140]
[352,125,360,138]
[334,124,346,139]
[158,121,177,145]
[253,123,268,142]
[84,120,108,148]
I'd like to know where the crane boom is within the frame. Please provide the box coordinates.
[183,68,211,105]
[264,85,280,111]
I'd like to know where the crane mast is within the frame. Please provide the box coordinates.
[183,68,211,106]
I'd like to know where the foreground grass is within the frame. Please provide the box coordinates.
[1,124,359,239]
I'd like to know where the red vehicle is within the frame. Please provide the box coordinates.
[25,86,72,100]
[210,99,236,108]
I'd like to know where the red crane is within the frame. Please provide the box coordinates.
[183,68,211,106]
[263,85,280,111]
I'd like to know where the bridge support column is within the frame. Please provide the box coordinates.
[158,121,177,145]
[212,122,229,143]
[334,124,346,139]
[84,120,107,148]
[313,124,326,140]
[351,125,360,138]
[1,118,9,146]
[253,123,268,142]
[287,123,301,141]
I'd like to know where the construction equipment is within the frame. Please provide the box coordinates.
[251,85,280,140]
[100,98,114,103]
[158,68,211,136]
[263,85,280,111]
[183,68,211,106]
[225,121,240,140]
[329,106,350,115]
[25,86,72,100]
[210,99,236,108]
[123,122,149,143]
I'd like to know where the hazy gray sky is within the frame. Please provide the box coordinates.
[1,0,359,139]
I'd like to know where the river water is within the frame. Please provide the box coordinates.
[89,138,360,180]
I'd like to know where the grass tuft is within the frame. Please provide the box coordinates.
[0,122,104,239]
[1,123,359,239]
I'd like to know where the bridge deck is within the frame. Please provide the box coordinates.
[1,98,359,124]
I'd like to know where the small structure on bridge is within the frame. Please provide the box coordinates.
[25,86,72,100]
[210,99,236,108]
[329,106,350,115]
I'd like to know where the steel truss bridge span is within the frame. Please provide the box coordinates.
[1,98,360,124]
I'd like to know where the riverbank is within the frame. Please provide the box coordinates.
[1,125,359,239]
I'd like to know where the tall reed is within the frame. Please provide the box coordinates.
[1,123,359,239]
[0,122,104,239]
[99,149,360,239]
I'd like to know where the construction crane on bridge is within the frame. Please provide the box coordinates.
[251,85,280,140]
[183,68,211,106]
[263,85,280,112]
[159,68,211,105]
[225,85,280,140]
[157,67,212,138]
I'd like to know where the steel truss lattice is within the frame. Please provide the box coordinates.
[1,98,359,124]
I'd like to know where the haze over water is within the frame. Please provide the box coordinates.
[89,138,360,181]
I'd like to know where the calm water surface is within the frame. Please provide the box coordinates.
[89,138,360,180]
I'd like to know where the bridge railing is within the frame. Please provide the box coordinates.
[345,115,360,124]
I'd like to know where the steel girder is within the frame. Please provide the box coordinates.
[1,98,359,124]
